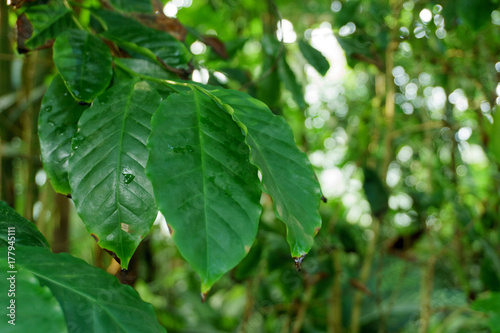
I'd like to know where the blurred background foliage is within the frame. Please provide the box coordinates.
[2,0,500,332]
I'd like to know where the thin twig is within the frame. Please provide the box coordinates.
[350,218,380,333]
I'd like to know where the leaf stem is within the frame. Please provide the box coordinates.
[62,0,86,31]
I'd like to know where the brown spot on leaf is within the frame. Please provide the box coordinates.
[245,245,251,253]
[167,224,174,236]
[314,227,321,236]
[90,233,99,242]
[121,223,130,233]
[320,195,327,203]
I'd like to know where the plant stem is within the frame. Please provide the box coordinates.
[418,255,436,333]
[291,274,315,333]
[350,218,380,333]
[328,249,343,333]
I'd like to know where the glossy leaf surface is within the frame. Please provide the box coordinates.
[0,201,49,248]
[24,4,73,49]
[94,10,191,69]
[39,75,87,195]
[53,29,112,102]
[213,89,322,258]
[68,80,160,268]
[15,246,165,333]
[0,261,67,333]
[147,89,261,291]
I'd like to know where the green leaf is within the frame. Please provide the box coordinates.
[94,10,191,69]
[109,0,153,13]
[68,79,161,269]
[212,89,322,258]
[146,89,261,292]
[0,201,49,248]
[363,167,388,217]
[298,39,329,76]
[53,29,113,103]
[472,293,500,313]
[24,4,74,49]
[278,56,306,109]
[39,75,87,195]
[0,260,67,333]
[257,56,281,110]
[10,246,165,332]
[489,315,500,333]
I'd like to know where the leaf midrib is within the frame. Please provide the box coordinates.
[114,82,136,261]
[193,90,210,280]
[28,267,129,332]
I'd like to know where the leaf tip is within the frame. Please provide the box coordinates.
[293,254,306,271]
[201,291,209,303]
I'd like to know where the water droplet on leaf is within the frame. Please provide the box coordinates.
[72,133,85,150]
[122,169,135,184]
[186,145,194,152]
[44,105,52,112]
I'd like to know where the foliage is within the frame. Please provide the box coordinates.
[2,0,500,332]
[12,0,322,283]
[0,201,164,332]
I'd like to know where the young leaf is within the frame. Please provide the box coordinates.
[94,9,191,70]
[0,201,49,248]
[298,39,329,76]
[53,29,113,103]
[8,246,165,332]
[146,89,261,292]
[68,80,161,269]
[0,262,66,333]
[212,89,322,258]
[39,75,87,195]
[23,3,74,49]
[278,56,306,109]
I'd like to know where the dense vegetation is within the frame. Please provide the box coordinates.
[1,0,500,332]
